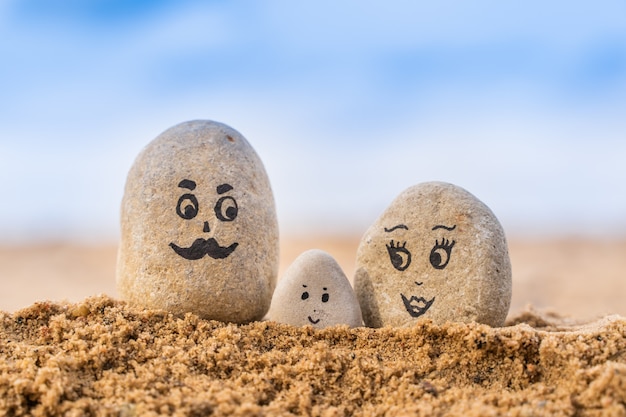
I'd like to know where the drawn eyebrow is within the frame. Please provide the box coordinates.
[384,224,409,233]
[178,179,196,190]
[217,184,233,194]
[432,224,457,231]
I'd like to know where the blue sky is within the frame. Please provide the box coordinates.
[1,0,625,241]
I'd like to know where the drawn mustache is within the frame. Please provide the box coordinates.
[169,238,238,260]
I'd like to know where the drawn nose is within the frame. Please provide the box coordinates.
[203,221,210,233]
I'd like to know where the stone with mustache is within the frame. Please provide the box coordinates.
[117,120,279,323]
[354,182,511,328]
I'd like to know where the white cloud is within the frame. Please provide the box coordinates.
[0,0,625,241]
[2,85,626,241]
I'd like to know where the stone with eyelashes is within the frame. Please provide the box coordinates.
[354,181,512,328]
[269,249,363,328]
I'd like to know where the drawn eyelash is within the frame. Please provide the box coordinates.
[386,240,412,271]
[434,238,455,249]
[386,240,406,250]
[430,238,456,270]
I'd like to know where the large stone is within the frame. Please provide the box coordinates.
[269,249,363,328]
[354,182,511,327]
[116,120,279,323]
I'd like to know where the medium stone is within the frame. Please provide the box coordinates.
[354,181,511,327]
[116,120,279,323]
[269,249,363,328]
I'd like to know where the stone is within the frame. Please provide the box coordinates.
[116,120,279,323]
[354,181,511,327]
[269,249,363,328]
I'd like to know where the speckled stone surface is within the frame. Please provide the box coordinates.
[116,120,279,323]
[354,181,511,328]
[269,249,362,328]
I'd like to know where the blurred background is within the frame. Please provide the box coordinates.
[1,0,625,318]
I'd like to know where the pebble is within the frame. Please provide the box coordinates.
[354,181,511,327]
[116,120,279,323]
[269,249,363,328]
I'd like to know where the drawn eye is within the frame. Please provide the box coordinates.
[429,238,456,269]
[301,291,309,300]
[321,288,329,303]
[176,194,199,220]
[214,196,238,222]
[386,240,411,271]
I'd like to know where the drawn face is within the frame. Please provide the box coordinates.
[384,223,457,318]
[269,249,363,328]
[355,182,512,328]
[169,179,239,260]
[299,284,331,325]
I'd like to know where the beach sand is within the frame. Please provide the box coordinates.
[0,236,625,415]
[2,236,625,319]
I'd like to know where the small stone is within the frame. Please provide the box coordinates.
[116,120,279,323]
[269,249,363,328]
[354,181,511,327]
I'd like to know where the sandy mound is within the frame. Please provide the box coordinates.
[1,296,625,416]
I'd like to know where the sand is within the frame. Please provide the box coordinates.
[2,236,626,319]
[1,296,625,416]
[1,236,625,415]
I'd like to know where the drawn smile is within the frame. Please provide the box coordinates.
[307,316,320,324]
[169,238,238,260]
[400,294,435,318]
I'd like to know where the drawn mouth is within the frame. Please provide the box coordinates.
[400,294,435,318]
[307,316,320,325]
[169,238,238,260]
